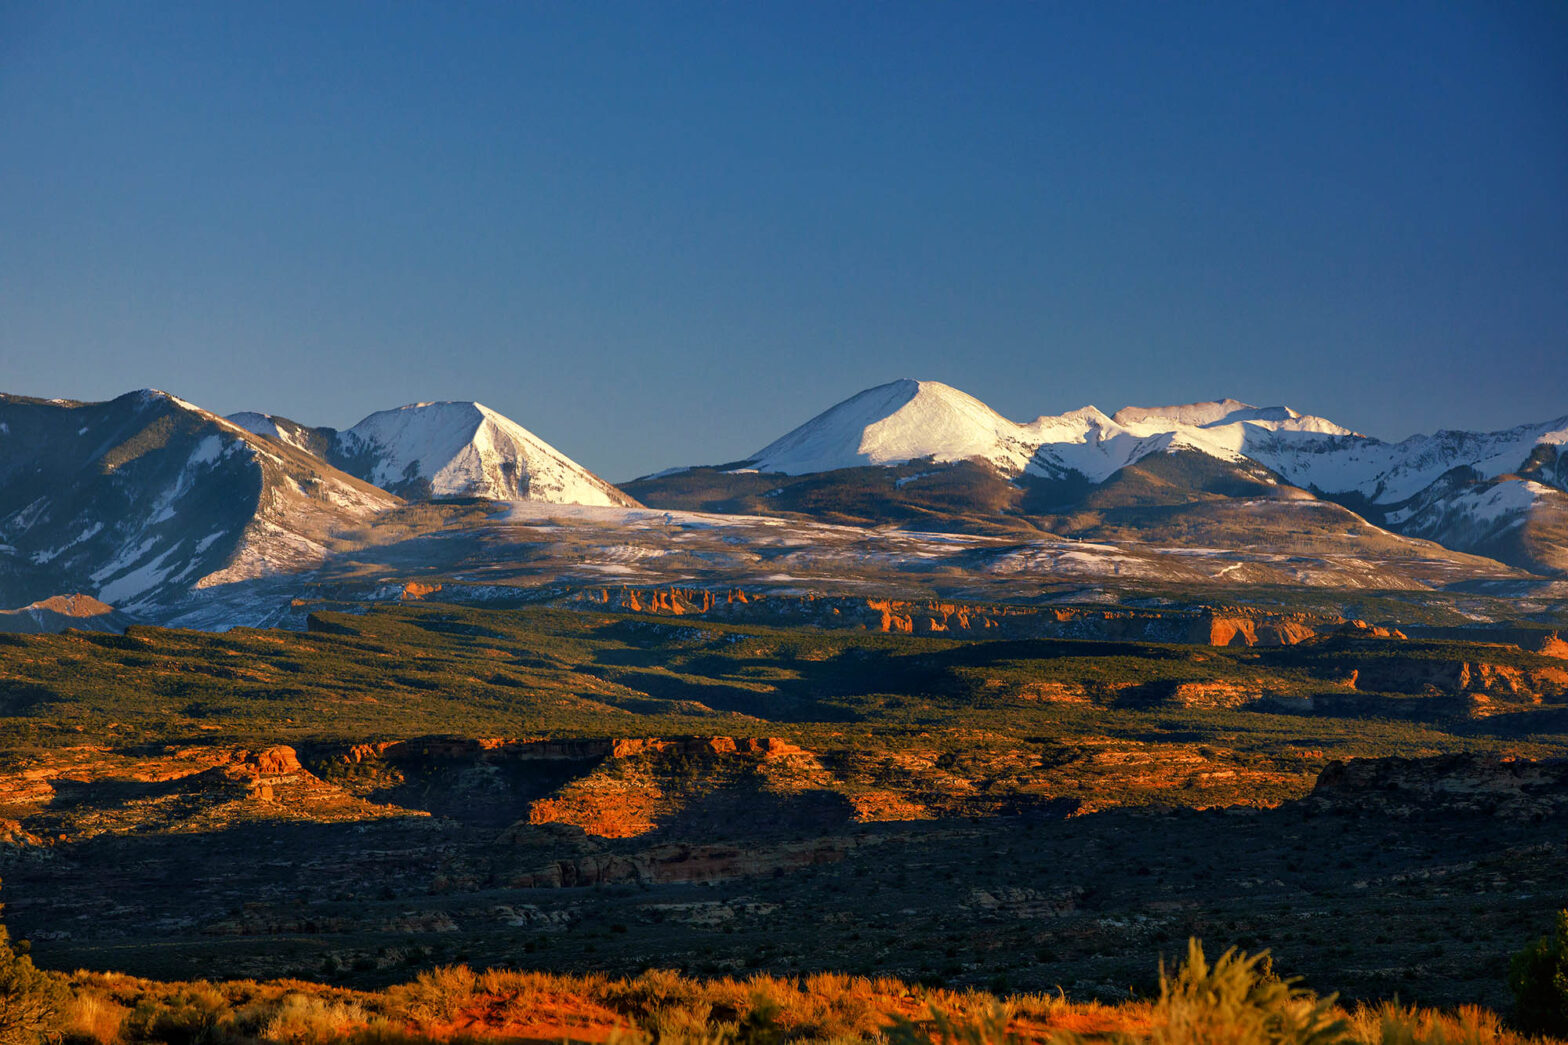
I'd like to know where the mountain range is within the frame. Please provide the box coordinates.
[1,380,1564,626]
[627,379,1568,575]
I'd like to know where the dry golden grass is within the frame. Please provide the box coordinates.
[37,953,1568,1045]
[56,989,127,1044]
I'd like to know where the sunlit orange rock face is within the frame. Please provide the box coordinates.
[400,581,443,600]
[1534,632,1568,659]
[568,585,1397,648]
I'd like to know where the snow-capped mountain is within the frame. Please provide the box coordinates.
[230,401,636,507]
[738,379,1361,484]
[630,379,1568,574]
[749,380,1047,475]
[0,390,396,613]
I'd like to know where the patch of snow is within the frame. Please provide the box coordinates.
[1443,480,1550,526]
[27,521,104,565]
[227,411,283,440]
[98,545,179,604]
[188,434,225,467]
[6,497,50,531]
[89,536,160,583]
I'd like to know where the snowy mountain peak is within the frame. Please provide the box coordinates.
[748,379,1043,475]
[336,401,636,507]
[744,381,1333,480]
[230,401,636,507]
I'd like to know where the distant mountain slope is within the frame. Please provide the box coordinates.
[231,401,637,507]
[627,379,1568,575]
[0,390,396,612]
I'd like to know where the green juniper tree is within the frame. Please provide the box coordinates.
[1509,909,1568,1037]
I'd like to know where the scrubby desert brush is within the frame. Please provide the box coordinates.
[1346,1001,1532,1045]
[257,992,372,1044]
[886,1003,1023,1045]
[889,943,1568,1045]
[384,964,479,1025]
[17,939,1568,1045]
[56,990,127,1045]
[1140,939,1348,1045]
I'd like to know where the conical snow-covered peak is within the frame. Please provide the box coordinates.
[748,379,1046,475]
[335,401,635,506]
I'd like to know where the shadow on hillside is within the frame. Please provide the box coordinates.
[6,789,1562,1010]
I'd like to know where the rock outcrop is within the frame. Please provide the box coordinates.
[0,593,129,634]
[1346,658,1568,701]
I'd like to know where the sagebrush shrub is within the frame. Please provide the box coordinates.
[392,964,479,1024]
[1146,939,1349,1045]
[260,991,370,1044]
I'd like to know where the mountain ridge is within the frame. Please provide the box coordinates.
[0,388,397,612]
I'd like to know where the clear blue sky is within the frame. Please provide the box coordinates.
[2,2,1564,480]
